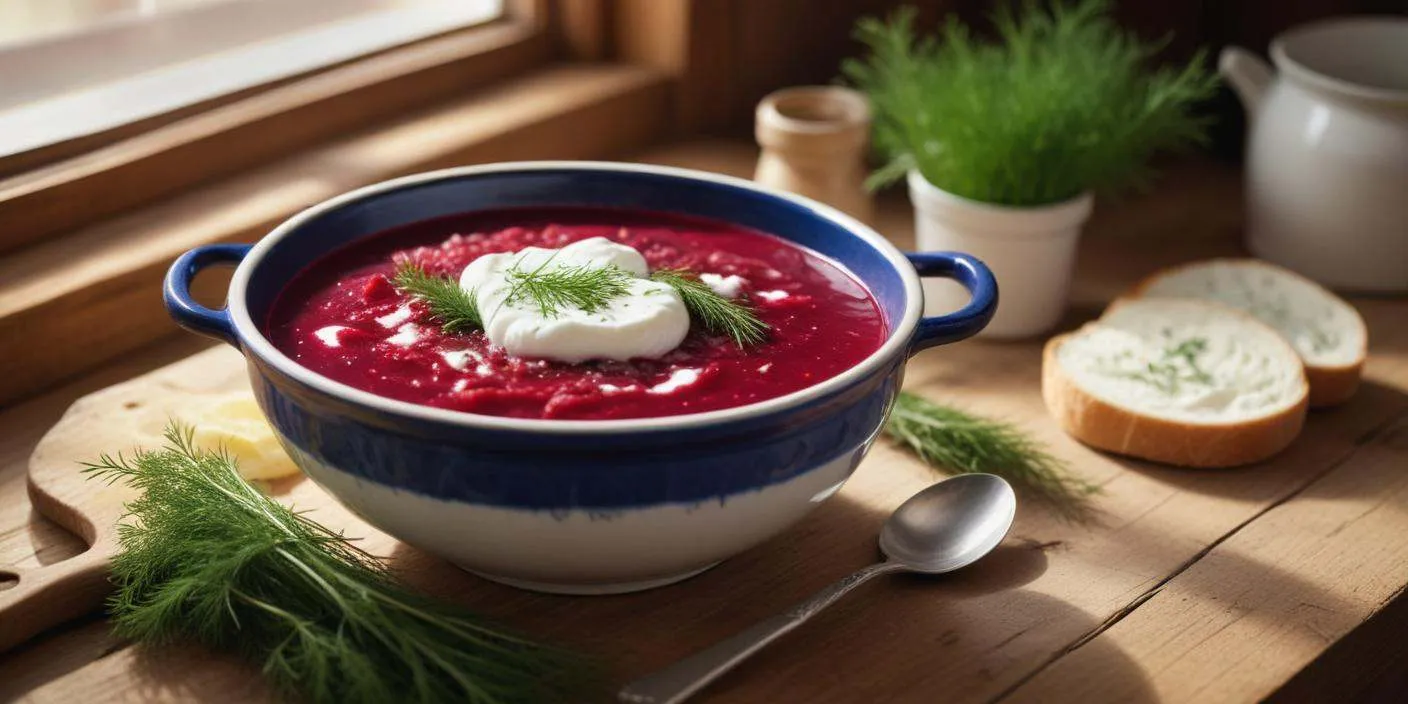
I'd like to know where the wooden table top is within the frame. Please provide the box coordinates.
[1,141,1406,703]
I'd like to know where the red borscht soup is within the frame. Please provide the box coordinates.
[266,209,887,420]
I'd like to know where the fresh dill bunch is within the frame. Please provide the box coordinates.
[651,269,770,348]
[394,261,482,333]
[843,0,1219,205]
[504,257,634,318]
[884,392,1098,522]
[83,423,597,704]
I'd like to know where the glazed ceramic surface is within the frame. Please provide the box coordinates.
[1222,17,1408,292]
[754,86,874,224]
[909,170,1091,340]
[164,162,997,594]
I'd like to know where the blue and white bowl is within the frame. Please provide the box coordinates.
[164,162,997,594]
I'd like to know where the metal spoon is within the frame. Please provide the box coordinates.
[619,473,1018,704]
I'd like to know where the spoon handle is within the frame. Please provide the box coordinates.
[618,561,905,704]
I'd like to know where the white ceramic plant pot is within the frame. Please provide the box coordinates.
[908,170,1093,339]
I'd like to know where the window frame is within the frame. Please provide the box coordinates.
[0,0,563,255]
[0,0,509,164]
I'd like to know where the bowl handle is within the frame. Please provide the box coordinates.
[163,244,252,346]
[904,251,998,355]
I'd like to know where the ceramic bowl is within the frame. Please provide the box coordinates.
[163,162,997,594]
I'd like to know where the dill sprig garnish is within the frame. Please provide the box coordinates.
[83,423,597,704]
[392,258,770,349]
[884,392,1098,522]
[504,256,634,318]
[394,261,482,333]
[651,269,770,348]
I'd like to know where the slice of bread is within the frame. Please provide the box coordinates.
[1132,259,1367,407]
[1043,298,1308,468]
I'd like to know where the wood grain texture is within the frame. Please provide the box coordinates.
[0,333,217,664]
[0,546,111,654]
[553,0,613,60]
[0,143,1405,702]
[0,64,669,407]
[622,0,1395,139]
[612,0,735,134]
[0,21,551,256]
[1005,413,1408,703]
[1,347,253,651]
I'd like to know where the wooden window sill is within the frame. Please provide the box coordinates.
[0,62,669,406]
[0,20,554,254]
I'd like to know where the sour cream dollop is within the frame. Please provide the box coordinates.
[459,237,689,362]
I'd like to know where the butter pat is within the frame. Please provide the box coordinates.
[186,395,301,481]
[459,237,690,362]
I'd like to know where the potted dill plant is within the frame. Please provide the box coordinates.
[844,0,1217,338]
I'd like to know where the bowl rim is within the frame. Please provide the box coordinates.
[227,160,923,435]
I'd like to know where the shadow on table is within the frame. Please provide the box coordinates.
[24,508,87,568]
[1055,300,1105,332]
[382,428,1396,702]
[1105,379,1408,502]
[0,612,273,703]
[0,615,110,700]
[387,491,1155,703]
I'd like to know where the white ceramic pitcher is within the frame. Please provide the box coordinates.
[1221,17,1408,293]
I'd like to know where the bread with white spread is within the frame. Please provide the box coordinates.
[1043,298,1308,468]
[1132,259,1366,406]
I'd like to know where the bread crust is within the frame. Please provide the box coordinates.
[1129,258,1366,408]
[1304,362,1363,407]
[1042,321,1309,469]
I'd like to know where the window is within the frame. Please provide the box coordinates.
[0,0,505,164]
[0,0,552,255]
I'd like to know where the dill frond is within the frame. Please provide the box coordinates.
[843,0,1219,205]
[884,392,1099,523]
[82,423,598,704]
[393,262,482,334]
[504,258,634,318]
[651,269,770,348]
[392,256,771,350]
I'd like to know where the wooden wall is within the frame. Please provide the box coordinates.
[657,0,1404,146]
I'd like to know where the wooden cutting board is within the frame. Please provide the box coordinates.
[0,346,414,653]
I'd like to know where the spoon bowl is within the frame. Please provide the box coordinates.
[880,473,1018,574]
